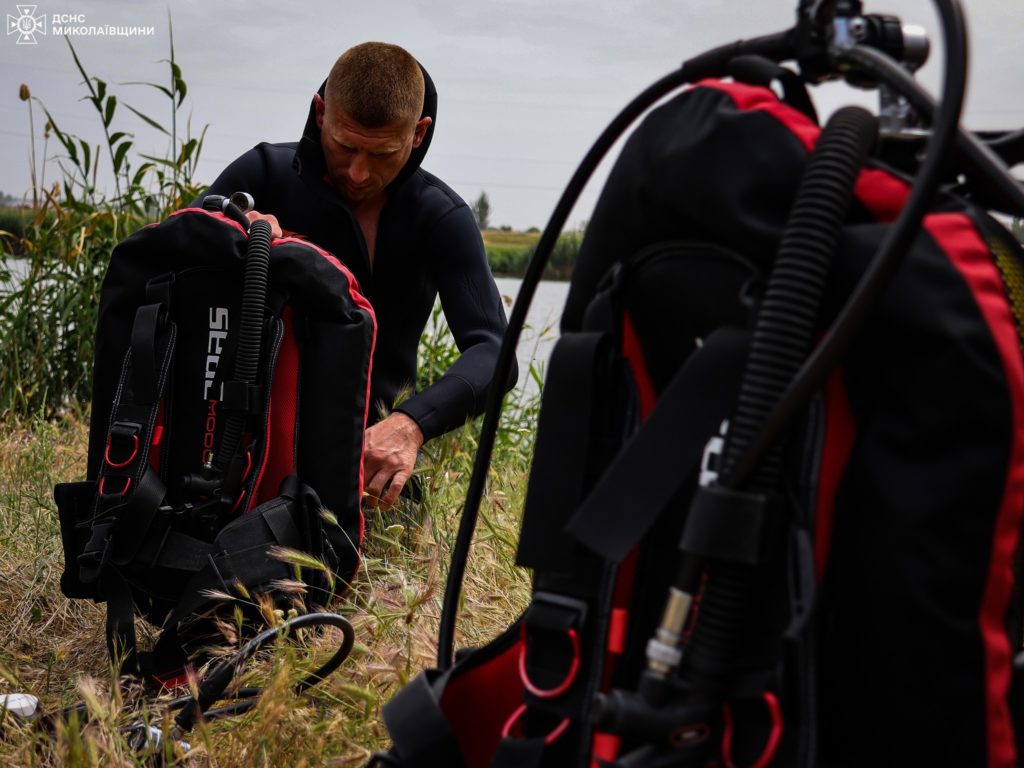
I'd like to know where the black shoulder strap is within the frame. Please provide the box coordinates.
[515,331,614,571]
[381,670,466,767]
[566,326,751,562]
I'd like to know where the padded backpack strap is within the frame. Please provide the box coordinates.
[566,326,751,562]
[515,331,614,571]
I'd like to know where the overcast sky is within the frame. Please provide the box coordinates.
[2,0,1021,231]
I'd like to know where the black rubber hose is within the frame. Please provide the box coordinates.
[173,611,355,732]
[838,44,1024,217]
[724,106,879,489]
[436,29,796,671]
[725,0,970,488]
[212,218,272,477]
[680,107,879,693]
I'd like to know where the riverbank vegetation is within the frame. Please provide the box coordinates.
[483,227,582,281]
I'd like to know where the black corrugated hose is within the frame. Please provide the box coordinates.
[680,106,879,692]
[212,216,273,485]
[677,0,971,720]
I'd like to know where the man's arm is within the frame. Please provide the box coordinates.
[399,204,518,432]
[363,203,517,510]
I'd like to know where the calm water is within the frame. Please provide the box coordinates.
[494,277,570,391]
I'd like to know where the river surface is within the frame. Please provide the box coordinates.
[493,277,570,392]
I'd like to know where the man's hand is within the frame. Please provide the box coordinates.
[246,210,283,237]
[363,412,425,510]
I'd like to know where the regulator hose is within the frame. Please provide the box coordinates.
[35,612,355,751]
[211,217,273,494]
[173,611,355,731]
[838,43,1024,217]
[679,105,879,692]
[725,0,969,488]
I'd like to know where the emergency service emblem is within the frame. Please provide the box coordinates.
[7,5,46,44]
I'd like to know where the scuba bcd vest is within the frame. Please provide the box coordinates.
[54,195,375,680]
[374,2,1024,766]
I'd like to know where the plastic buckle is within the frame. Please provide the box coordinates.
[104,421,142,469]
[78,524,114,578]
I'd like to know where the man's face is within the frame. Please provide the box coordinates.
[315,95,430,205]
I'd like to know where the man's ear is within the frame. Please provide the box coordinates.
[412,115,432,148]
[314,93,326,130]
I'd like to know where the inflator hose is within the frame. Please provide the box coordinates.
[173,611,354,732]
[212,217,273,484]
[679,106,879,692]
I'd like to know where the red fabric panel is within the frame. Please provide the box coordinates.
[440,639,525,768]
[148,399,165,473]
[162,206,248,235]
[814,369,857,582]
[584,314,657,763]
[927,214,1024,768]
[273,234,376,547]
[695,79,910,223]
[591,732,622,767]
[257,306,298,506]
[622,312,657,418]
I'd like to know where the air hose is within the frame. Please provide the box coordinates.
[172,611,355,731]
[211,215,273,498]
[679,105,879,692]
[31,612,354,756]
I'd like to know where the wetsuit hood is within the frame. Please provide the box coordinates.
[293,62,438,193]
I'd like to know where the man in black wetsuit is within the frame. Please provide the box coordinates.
[204,42,515,509]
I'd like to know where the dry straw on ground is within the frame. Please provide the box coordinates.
[0,416,533,766]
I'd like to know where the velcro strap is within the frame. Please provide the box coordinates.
[566,326,751,562]
[219,380,262,413]
[166,493,307,626]
[680,484,776,565]
[136,528,216,572]
[516,332,612,571]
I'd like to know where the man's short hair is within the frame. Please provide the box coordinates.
[325,42,424,129]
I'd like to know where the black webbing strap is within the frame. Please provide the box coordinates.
[167,495,307,625]
[129,303,166,405]
[80,469,167,582]
[565,326,751,563]
[134,528,216,572]
[101,564,141,674]
[381,671,465,767]
[515,332,612,571]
